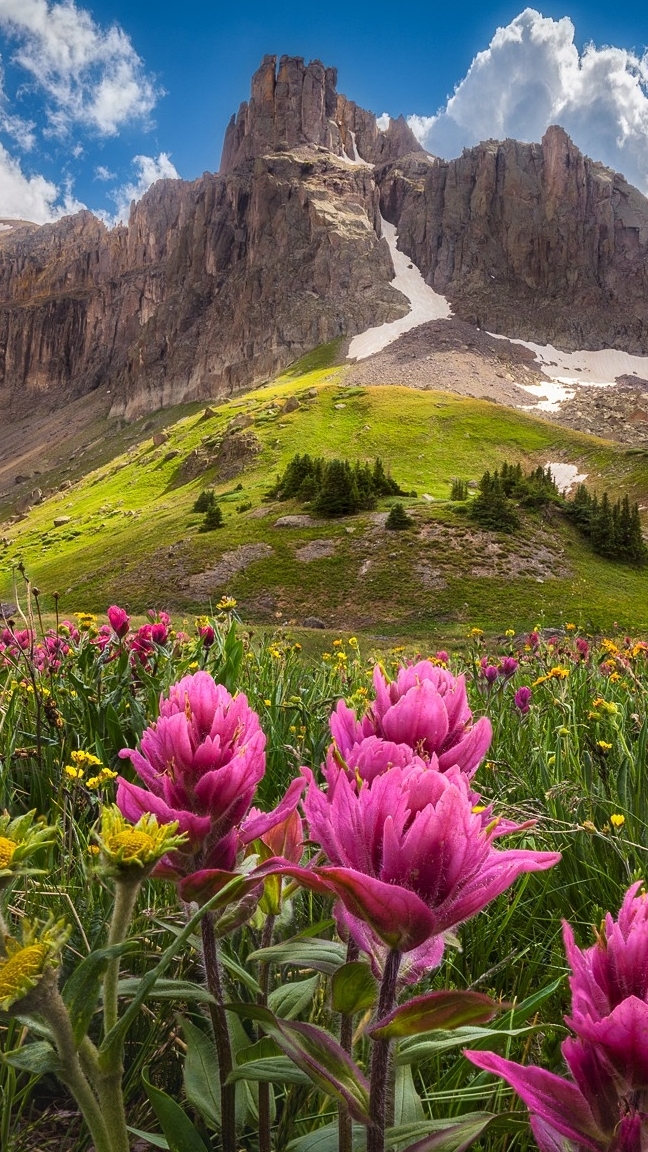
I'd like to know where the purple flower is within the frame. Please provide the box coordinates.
[500,657,519,678]
[117,671,266,874]
[330,661,492,778]
[482,665,499,686]
[466,883,648,1152]
[514,686,532,714]
[275,762,559,959]
[107,605,130,639]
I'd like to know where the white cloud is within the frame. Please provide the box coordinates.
[103,152,179,225]
[0,0,160,136]
[94,163,114,181]
[0,139,83,221]
[408,8,648,193]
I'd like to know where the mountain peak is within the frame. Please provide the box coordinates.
[220,54,424,173]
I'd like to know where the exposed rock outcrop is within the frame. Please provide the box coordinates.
[0,56,412,421]
[377,126,648,351]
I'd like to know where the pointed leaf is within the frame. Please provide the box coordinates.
[268,974,320,1019]
[248,938,347,975]
[394,1064,425,1126]
[142,1067,210,1152]
[63,942,135,1044]
[3,1041,62,1076]
[396,1113,495,1152]
[227,1002,370,1123]
[117,977,215,1003]
[332,961,379,1015]
[229,1056,311,1085]
[370,991,499,1040]
[181,1016,221,1131]
[396,1025,541,1064]
[126,1128,169,1150]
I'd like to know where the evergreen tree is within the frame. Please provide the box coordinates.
[386,502,413,530]
[193,490,215,513]
[450,478,468,501]
[201,504,223,531]
[314,460,360,517]
[469,471,519,532]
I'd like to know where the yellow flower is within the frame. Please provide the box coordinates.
[86,768,118,791]
[565,623,576,631]
[71,750,102,768]
[471,805,487,814]
[549,666,570,680]
[333,639,343,648]
[217,596,237,611]
[610,814,625,829]
[0,918,70,1011]
[601,639,619,656]
[609,672,622,683]
[348,637,358,648]
[505,629,515,637]
[582,821,597,834]
[597,740,613,751]
[0,811,56,886]
[95,806,187,876]
[293,643,302,651]
[64,765,84,780]
[588,711,601,720]
[263,699,272,706]
[469,628,484,637]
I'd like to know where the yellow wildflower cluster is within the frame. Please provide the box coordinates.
[74,612,98,635]
[216,596,237,611]
[565,623,576,631]
[0,918,70,1011]
[94,806,187,877]
[600,639,620,656]
[63,751,117,790]
[597,740,613,752]
[592,698,619,716]
[0,811,57,885]
[532,667,570,687]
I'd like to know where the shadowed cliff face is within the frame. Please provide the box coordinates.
[377,126,648,352]
[0,55,418,421]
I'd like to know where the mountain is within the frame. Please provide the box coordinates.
[2,54,648,428]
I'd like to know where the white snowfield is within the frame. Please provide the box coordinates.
[546,462,588,492]
[347,218,452,361]
[489,334,648,410]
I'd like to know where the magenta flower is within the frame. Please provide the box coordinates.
[466,883,648,1152]
[500,657,519,678]
[117,671,266,873]
[514,686,532,714]
[107,605,130,639]
[330,661,492,778]
[276,762,559,957]
[482,664,499,686]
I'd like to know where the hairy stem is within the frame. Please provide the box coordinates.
[41,983,113,1152]
[338,938,360,1152]
[258,913,276,1152]
[202,912,236,1152]
[367,949,401,1152]
[99,878,141,1152]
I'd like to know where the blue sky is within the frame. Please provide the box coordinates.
[1,0,648,224]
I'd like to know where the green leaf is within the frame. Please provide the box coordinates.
[331,961,378,1015]
[396,1025,540,1064]
[181,1016,221,1131]
[3,1041,62,1076]
[248,938,347,974]
[63,942,135,1045]
[227,1002,370,1122]
[142,1067,210,1152]
[287,1122,365,1152]
[370,990,498,1040]
[126,1127,169,1150]
[229,1056,310,1085]
[117,977,215,1003]
[388,1113,495,1152]
[268,974,319,1019]
[394,1064,425,1126]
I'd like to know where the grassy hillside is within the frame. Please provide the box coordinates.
[2,356,648,637]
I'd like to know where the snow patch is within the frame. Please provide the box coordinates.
[348,219,452,360]
[546,463,588,492]
[490,332,648,393]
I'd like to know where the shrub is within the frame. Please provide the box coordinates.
[386,502,413,530]
[450,478,468,501]
[469,471,520,532]
[201,504,223,530]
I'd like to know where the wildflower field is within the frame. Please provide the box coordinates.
[0,592,646,1152]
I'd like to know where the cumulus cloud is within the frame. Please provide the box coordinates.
[104,152,179,225]
[0,0,160,136]
[408,8,648,192]
[0,140,83,221]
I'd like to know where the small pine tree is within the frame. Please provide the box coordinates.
[386,502,413,530]
[469,471,519,532]
[450,478,468,501]
[193,490,216,513]
[314,460,360,517]
[201,504,223,531]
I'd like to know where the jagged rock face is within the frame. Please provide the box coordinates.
[221,54,423,172]
[0,56,412,421]
[377,126,648,352]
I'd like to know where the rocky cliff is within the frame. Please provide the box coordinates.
[0,56,417,420]
[378,126,648,351]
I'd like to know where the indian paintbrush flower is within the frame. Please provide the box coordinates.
[514,686,532,714]
[330,661,492,779]
[107,605,130,639]
[466,882,648,1152]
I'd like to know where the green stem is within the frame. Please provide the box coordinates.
[339,938,359,1152]
[201,913,236,1152]
[258,914,276,1152]
[41,983,113,1152]
[99,878,141,1152]
[367,950,401,1152]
